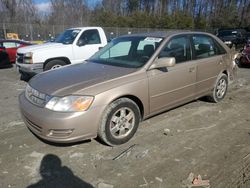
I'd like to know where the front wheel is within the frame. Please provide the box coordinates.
[44,59,66,71]
[207,73,228,103]
[98,98,141,146]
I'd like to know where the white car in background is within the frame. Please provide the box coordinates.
[16,27,108,78]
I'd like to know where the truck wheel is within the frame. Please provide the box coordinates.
[44,60,66,71]
[207,73,228,103]
[98,98,141,146]
[20,72,32,82]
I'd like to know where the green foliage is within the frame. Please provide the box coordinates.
[210,1,240,28]
[91,10,196,29]
[89,0,249,30]
[194,16,207,29]
[172,11,194,29]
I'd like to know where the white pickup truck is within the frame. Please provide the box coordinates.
[16,27,107,78]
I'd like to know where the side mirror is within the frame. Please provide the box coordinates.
[150,57,176,69]
[77,39,86,46]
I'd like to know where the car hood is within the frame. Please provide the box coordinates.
[17,42,68,53]
[29,62,138,96]
[218,35,236,41]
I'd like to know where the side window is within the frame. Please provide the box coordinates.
[78,29,101,45]
[192,35,217,59]
[100,41,131,59]
[159,36,191,64]
[16,42,21,47]
[137,40,155,51]
[137,40,156,58]
[213,39,226,55]
[3,42,17,48]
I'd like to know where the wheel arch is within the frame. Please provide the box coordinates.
[43,57,71,69]
[109,95,144,121]
[222,69,229,82]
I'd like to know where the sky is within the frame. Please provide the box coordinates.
[32,0,102,13]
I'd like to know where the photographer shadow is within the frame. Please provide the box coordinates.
[27,154,94,188]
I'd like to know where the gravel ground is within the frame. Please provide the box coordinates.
[0,66,249,188]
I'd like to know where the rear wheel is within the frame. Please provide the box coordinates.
[98,98,141,146]
[207,73,228,103]
[44,59,66,71]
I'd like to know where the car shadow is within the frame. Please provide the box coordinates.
[0,64,13,69]
[27,154,94,188]
[238,64,250,69]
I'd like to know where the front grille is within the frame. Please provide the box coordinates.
[16,53,24,63]
[24,116,42,134]
[25,84,48,107]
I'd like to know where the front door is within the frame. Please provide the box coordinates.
[147,35,196,114]
[73,29,103,63]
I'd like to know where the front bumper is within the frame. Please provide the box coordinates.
[19,92,104,143]
[16,62,43,74]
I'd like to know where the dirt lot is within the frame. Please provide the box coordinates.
[0,66,249,188]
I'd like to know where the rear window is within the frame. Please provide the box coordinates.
[3,42,17,48]
[192,35,226,59]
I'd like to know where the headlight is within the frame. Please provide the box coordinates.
[24,52,32,58]
[45,95,94,112]
[24,52,33,64]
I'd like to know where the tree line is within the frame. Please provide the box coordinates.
[1,0,249,30]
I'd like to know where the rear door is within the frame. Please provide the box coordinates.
[147,35,196,114]
[191,34,226,96]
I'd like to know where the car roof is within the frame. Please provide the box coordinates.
[0,39,31,44]
[67,26,103,30]
[119,30,213,38]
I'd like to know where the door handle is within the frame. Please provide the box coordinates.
[189,67,195,72]
[219,61,223,65]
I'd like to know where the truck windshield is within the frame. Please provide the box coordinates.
[89,36,163,68]
[54,29,80,44]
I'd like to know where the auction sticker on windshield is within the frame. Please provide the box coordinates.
[144,37,162,42]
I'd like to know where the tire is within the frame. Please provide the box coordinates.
[20,71,32,82]
[207,73,228,103]
[98,98,141,146]
[44,59,66,71]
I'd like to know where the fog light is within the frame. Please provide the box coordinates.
[47,129,74,137]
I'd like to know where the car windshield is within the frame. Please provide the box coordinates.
[54,29,80,44]
[89,36,163,68]
[218,30,237,37]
